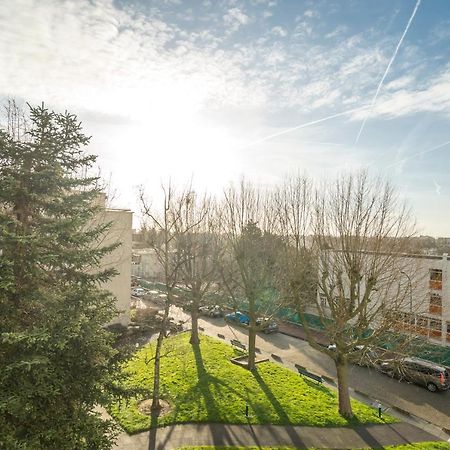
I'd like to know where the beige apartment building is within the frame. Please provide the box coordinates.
[93,194,133,326]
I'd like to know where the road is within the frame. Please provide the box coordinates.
[167,306,450,433]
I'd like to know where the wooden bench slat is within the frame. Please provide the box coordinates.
[296,367,323,384]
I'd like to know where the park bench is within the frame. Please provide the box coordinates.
[295,363,323,384]
[230,339,247,352]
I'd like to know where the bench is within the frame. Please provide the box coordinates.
[295,364,323,384]
[230,339,247,351]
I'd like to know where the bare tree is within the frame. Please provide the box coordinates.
[140,184,198,411]
[175,192,219,345]
[281,172,421,418]
[273,175,317,312]
[219,180,280,370]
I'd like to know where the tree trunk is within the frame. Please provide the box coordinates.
[151,299,170,411]
[190,306,200,345]
[151,329,163,411]
[247,322,256,371]
[335,357,353,418]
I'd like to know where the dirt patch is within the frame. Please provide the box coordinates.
[138,398,171,417]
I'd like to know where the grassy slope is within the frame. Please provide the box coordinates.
[110,332,395,434]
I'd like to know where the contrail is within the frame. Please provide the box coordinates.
[240,104,370,150]
[386,140,450,169]
[354,0,421,145]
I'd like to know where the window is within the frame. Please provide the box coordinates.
[429,318,442,338]
[447,322,450,343]
[429,269,443,290]
[429,293,442,315]
[429,319,442,331]
[416,316,428,335]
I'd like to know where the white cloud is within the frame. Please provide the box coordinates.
[1,0,449,130]
[352,68,450,119]
[325,25,348,39]
[293,21,313,37]
[385,76,415,90]
[0,0,269,117]
[304,9,318,18]
[223,7,249,32]
[270,26,287,37]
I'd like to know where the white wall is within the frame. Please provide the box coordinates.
[92,194,133,325]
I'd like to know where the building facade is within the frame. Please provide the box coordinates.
[93,194,133,326]
[313,249,450,348]
[393,253,450,346]
[131,248,164,281]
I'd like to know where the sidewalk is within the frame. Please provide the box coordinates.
[278,321,330,346]
[114,421,443,450]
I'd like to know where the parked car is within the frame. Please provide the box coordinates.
[198,305,224,318]
[256,317,279,334]
[182,301,194,311]
[378,357,450,392]
[327,344,379,366]
[131,287,145,297]
[224,311,250,325]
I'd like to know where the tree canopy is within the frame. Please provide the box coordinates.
[0,103,127,449]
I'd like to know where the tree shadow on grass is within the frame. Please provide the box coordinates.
[164,341,249,448]
[147,407,159,450]
[251,368,292,424]
[250,368,306,447]
[301,377,335,397]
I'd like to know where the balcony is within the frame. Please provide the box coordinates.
[429,279,442,290]
[429,304,442,315]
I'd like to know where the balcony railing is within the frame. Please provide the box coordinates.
[429,304,442,315]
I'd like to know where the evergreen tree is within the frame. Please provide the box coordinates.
[0,103,126,449]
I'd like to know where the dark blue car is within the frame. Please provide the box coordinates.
[224,311,250,325]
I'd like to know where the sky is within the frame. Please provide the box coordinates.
[1,0,450,236]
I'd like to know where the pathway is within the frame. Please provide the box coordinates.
[114,421,443,450]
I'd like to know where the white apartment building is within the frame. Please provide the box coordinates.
[393,253,450,346]
[93,194,133,326]
[131,248,164,281]
[316,250,450,347]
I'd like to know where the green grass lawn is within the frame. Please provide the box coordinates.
[177,444,450,450]
[109,332,395,434]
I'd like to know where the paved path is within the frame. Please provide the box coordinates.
[115,422,442,450]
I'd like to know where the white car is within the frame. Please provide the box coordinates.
[198,305,223,318]
[132,288,145,297]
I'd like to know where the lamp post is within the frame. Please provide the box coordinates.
[401,271,413,313]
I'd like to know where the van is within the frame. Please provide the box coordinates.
[378,357,450,392]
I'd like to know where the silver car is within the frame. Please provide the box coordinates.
[198,305,223,318]
[378,357,450,392]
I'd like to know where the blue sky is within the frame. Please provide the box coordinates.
[1,0,449,235]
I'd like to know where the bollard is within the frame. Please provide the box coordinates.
[373,401,382,419]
